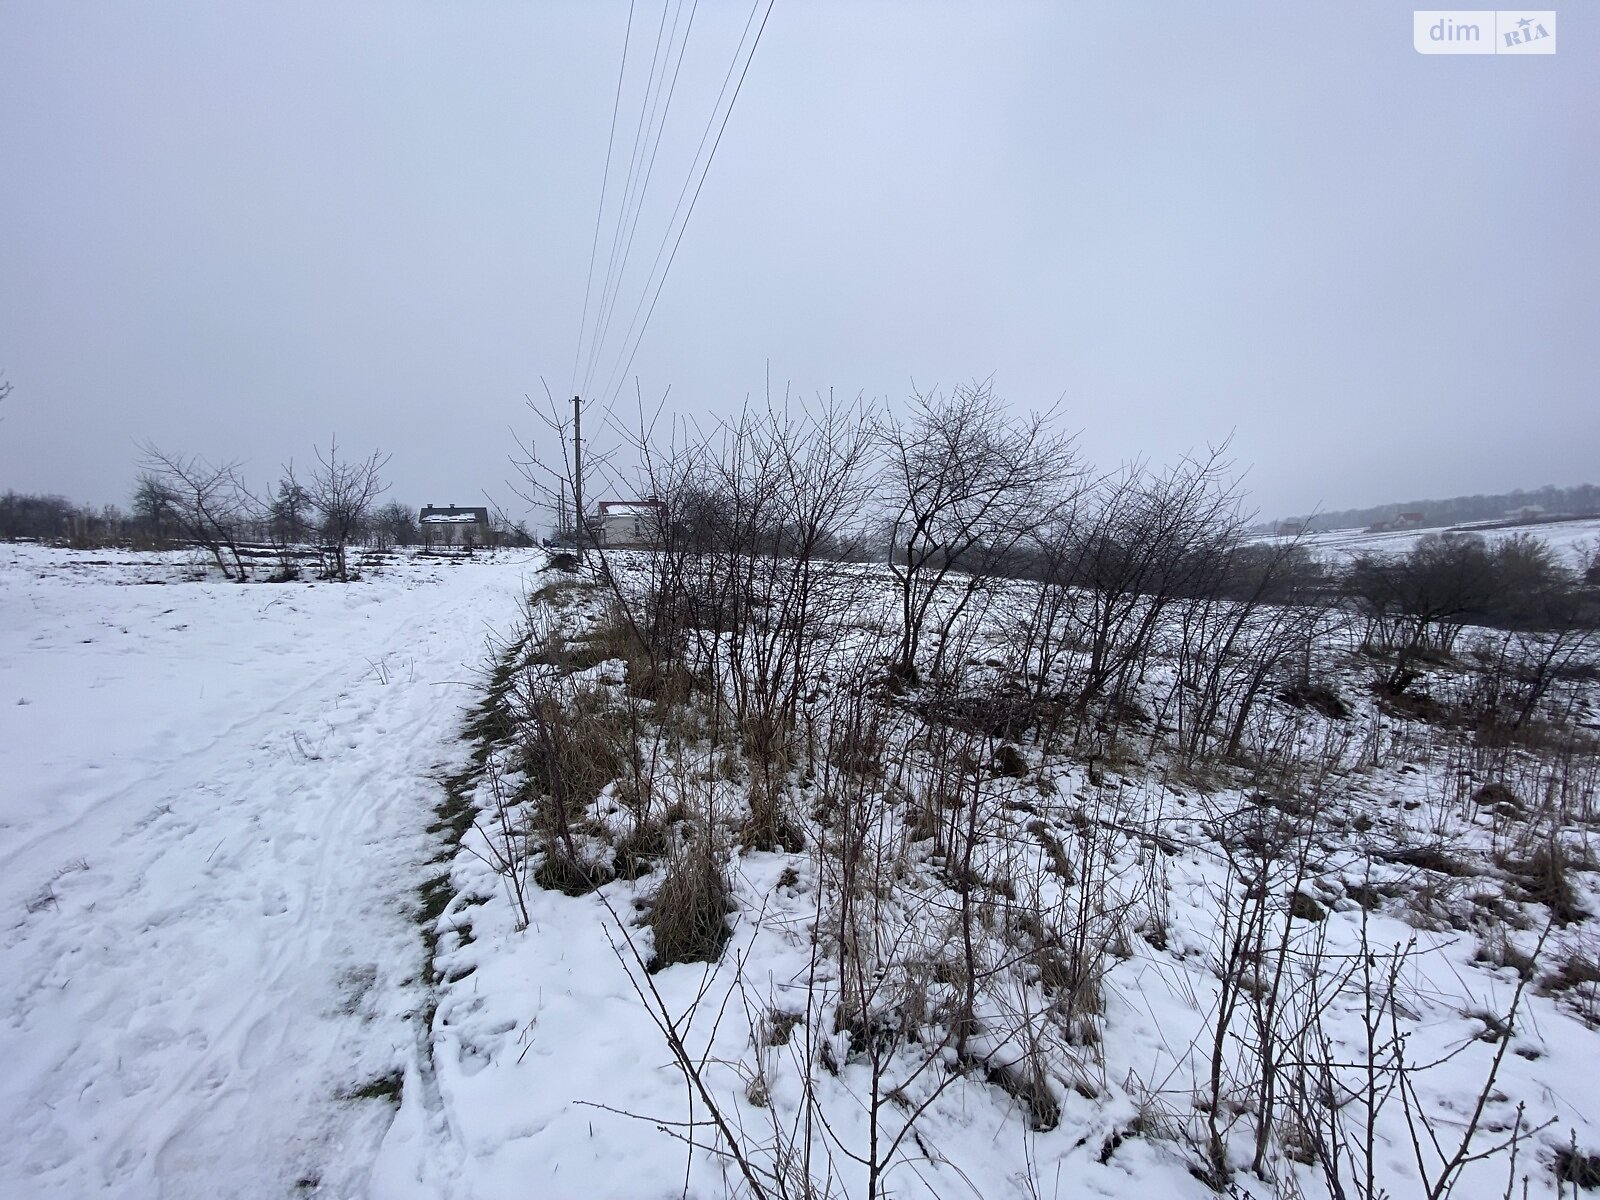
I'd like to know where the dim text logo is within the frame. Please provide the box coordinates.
[1414,10,1556,53]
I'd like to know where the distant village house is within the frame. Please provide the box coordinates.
[419,504,491,549]
[591,499,665,549]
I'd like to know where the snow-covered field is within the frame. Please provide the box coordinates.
[0,545,534,1199]
[1267,516,1600,564]
[4,543,1599,1200]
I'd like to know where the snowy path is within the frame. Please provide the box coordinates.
[0,547,535,1199]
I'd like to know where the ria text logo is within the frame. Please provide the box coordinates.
[1414,10,1556,53]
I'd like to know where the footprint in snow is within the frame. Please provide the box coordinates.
[260,884,290,917]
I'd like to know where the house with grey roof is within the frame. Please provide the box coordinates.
[419,504,491,549]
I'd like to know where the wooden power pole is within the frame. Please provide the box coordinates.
[571,395,584,561]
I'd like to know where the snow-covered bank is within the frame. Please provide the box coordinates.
[370,558,1600,1200]
[0,546,537,1199]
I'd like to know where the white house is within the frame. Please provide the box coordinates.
[593,499,664,549]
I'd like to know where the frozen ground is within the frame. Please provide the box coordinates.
[0,545,535,1199]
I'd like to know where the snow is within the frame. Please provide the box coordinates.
[0,545,535,1198]
[4,543,1597,1200]
[364,555,1600,1200]
[599,502,662,514]
[1264,516,1600,564]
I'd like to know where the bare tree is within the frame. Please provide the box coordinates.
[885,382,1080,682]
[372,500,420,549]
[137,443,260,580]
[268,478,312,546]
[131,471,178,546]
[1575,537,1600,586]
[294,438,391,581]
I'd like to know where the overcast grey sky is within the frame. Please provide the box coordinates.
[1,1,1595,525]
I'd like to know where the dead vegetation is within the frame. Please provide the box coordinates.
[435,389,1600,1198]
[645,822,732,971]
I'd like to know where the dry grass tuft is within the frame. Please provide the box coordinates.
[1474,927,1536,980]
[740,777,805,853]
[647,825,732,972]
[1500,841,1588,926]
[534,848,612,897]
[1542,948,1600,995]
[613,818,670,880]
[984,1058,1062,1132]
[517,685,627,816]
[1555,1144,1600,1190]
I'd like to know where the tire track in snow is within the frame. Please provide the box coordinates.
[0,551,536,1199]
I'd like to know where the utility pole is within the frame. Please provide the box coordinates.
[571,395,584,562]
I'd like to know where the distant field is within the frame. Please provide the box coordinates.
[1261,514,1600,563]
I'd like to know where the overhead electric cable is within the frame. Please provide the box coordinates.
[571,1,637,398]
[594,0,775,409]
[583,0,699,400]
[582,0,675,394]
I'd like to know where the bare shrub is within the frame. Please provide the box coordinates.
[885,380,1081,682]
[1347,534,1498,691]
[462,761,534,928]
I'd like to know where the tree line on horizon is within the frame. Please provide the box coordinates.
[1273,482,1600,533]
[0,438,533,580]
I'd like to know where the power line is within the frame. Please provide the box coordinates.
[570,0,777,491]
[582,0,675,396]
[595,0,775,410]
[583,0,699,401]
[570,0,637,398]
